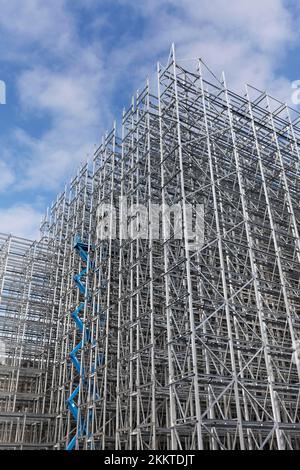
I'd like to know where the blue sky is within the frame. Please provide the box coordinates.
[0,0,300,239]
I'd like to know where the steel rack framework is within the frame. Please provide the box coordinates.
[0,234,55,449]
[2,45,300,450]
[47,43,300,448]
[156,47,300,449]
[115,85,168,450]
[86,127,120,450]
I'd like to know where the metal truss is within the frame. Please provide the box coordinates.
[1,45,300,450]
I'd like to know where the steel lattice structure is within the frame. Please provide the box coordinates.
[1,46,300,450]
[0,234,54,449]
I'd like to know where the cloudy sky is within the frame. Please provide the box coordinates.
[0,0,300,239]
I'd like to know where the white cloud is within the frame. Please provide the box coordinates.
[0,1,108,190]
[19,68,99,120]
[0,0,75,56]
[176,0,293,51]
[0,204,42,240]
[0,161,15,192]
[15,58,107,189]
[111,0,299,96]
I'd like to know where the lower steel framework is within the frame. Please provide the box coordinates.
[1,46,300,450]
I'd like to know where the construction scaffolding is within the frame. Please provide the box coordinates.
[1,45,300,450]
[0,234,54,448]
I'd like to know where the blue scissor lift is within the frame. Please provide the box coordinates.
[66,235,106,450]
